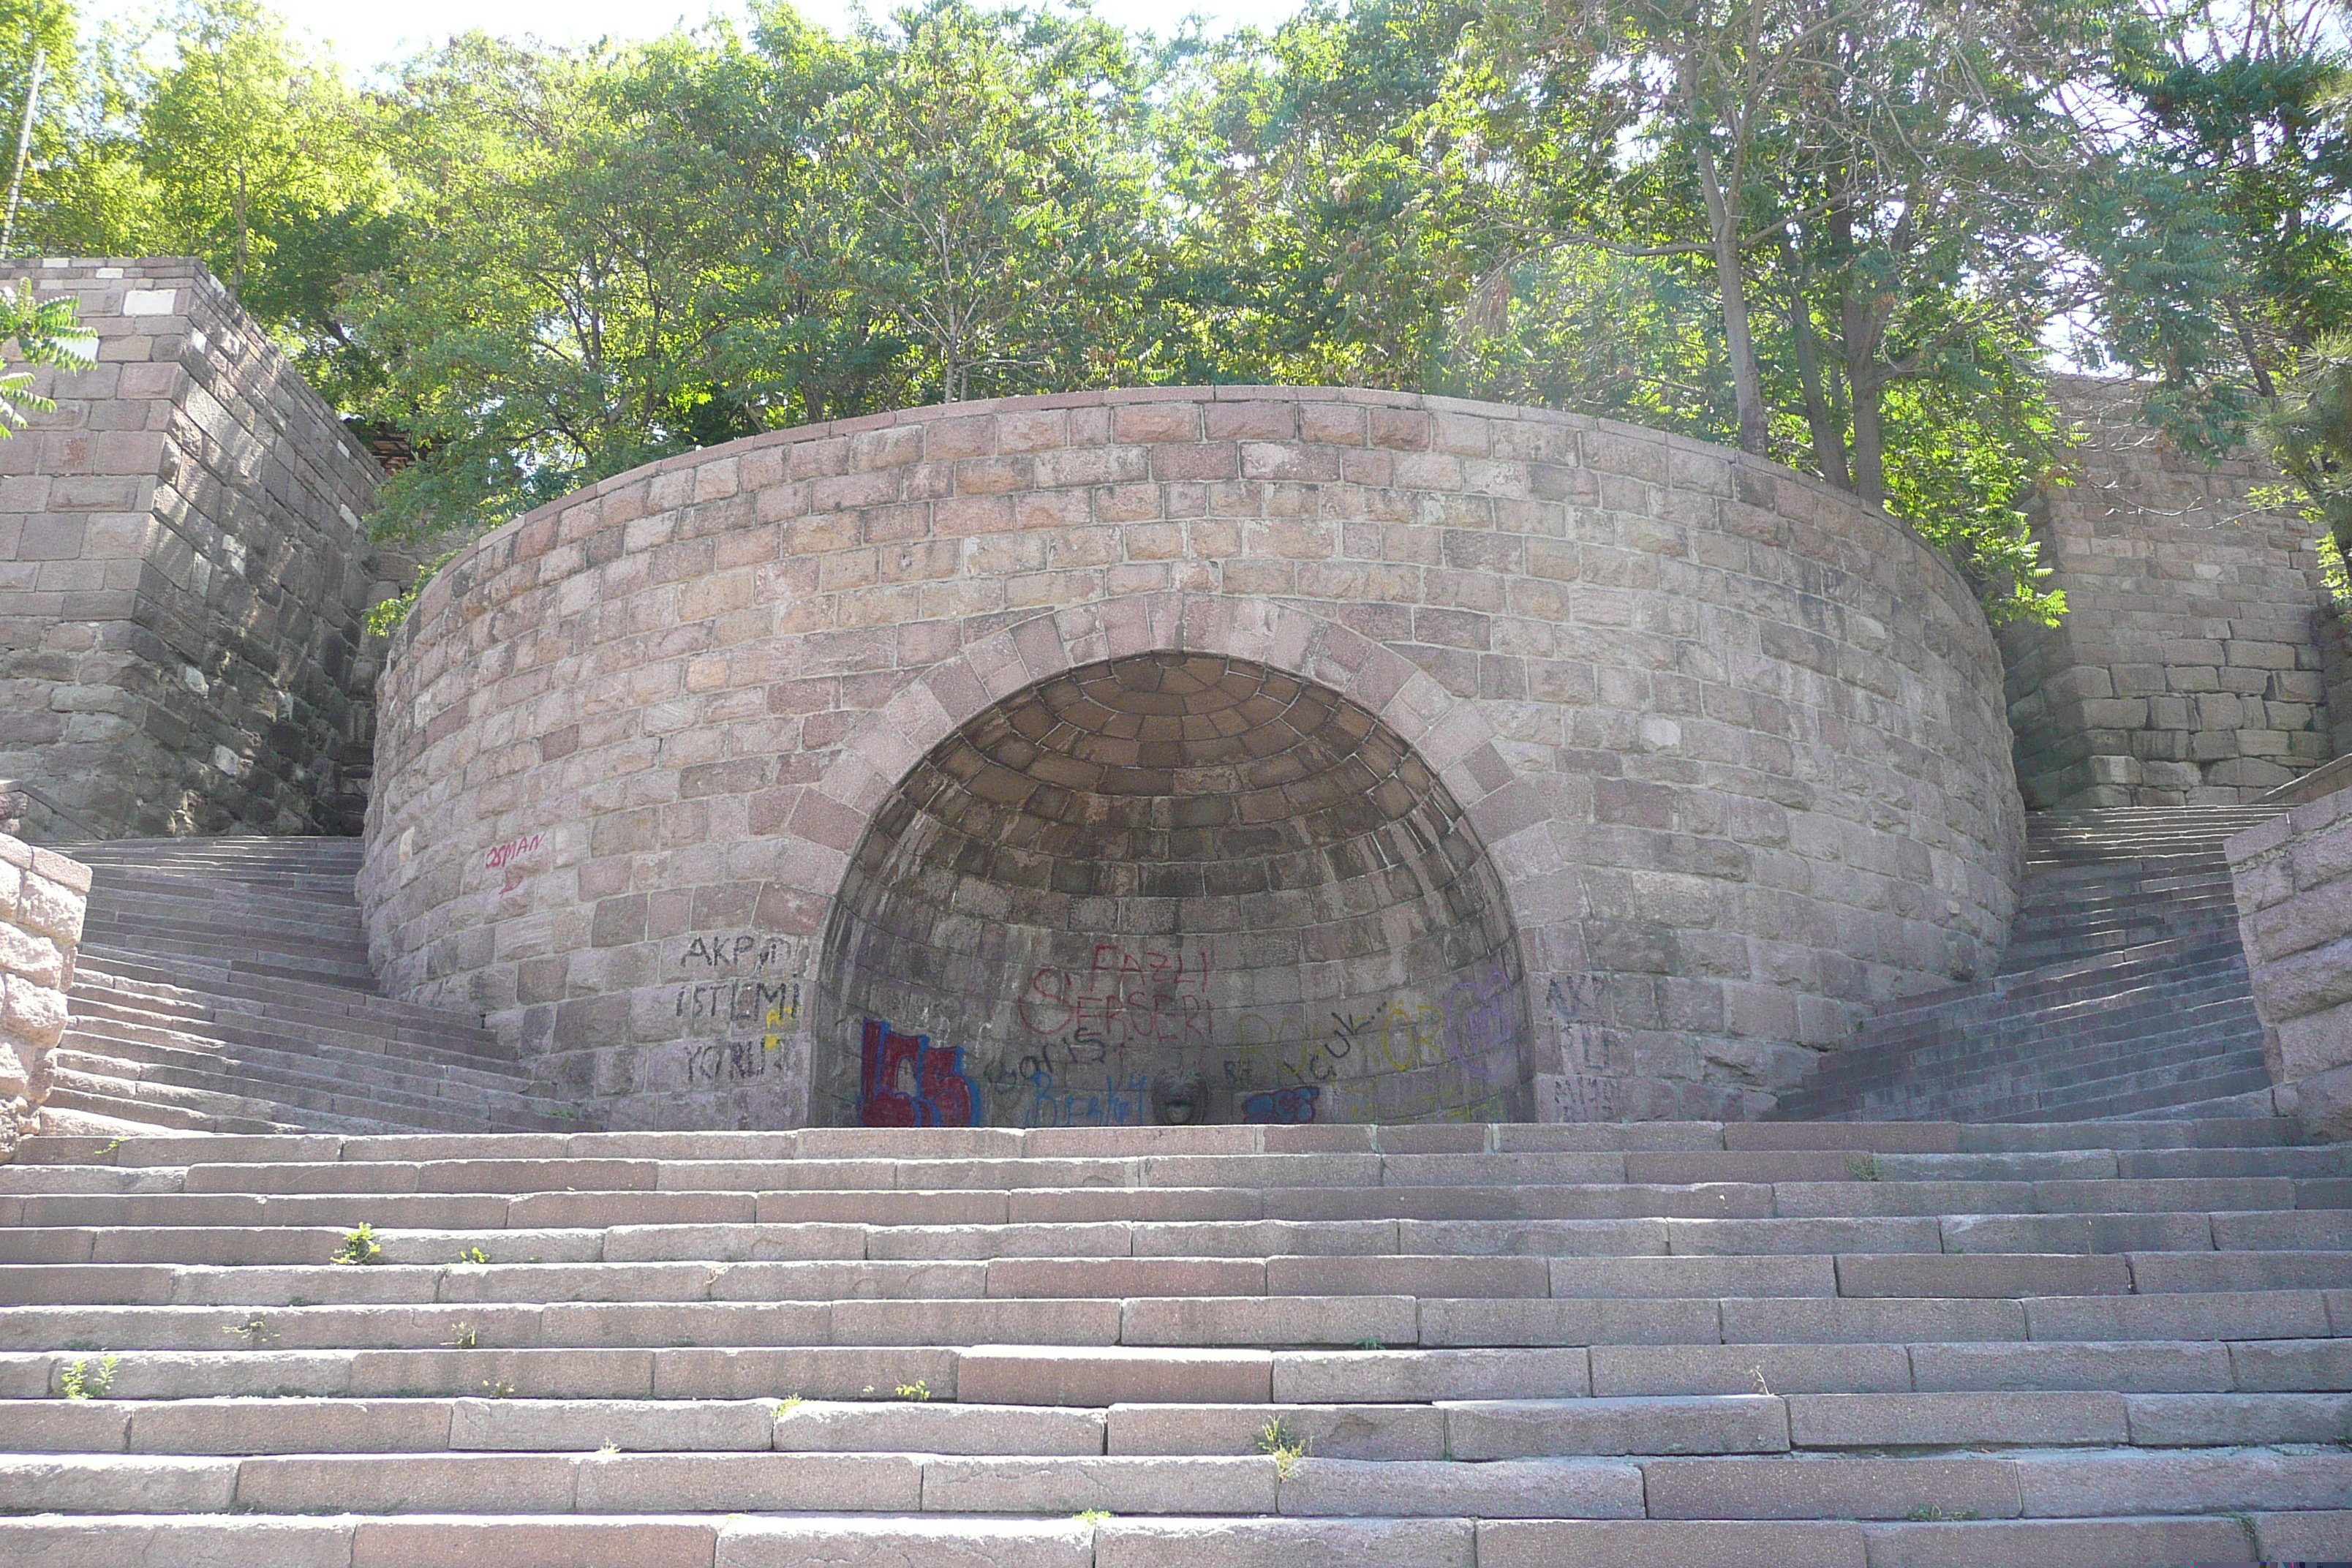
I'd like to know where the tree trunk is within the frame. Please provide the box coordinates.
[1776,231,1850,490]
[1693,135,1768,455]
[232,165,248,298]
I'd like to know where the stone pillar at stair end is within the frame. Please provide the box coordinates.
[0,829,88,1160]
[2227,788,2352,1140]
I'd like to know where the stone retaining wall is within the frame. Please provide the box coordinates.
[0,832,88,1159]
[361,386,2021,1129]
[2227,785,2352,1140]
[0,257,399,838]
[2000,378,2335,808]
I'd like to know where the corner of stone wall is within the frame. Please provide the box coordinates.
[2320,600,2352,762]
[0,832,88,1161]
[2226,789,2352,1142]
[0,256,393,839]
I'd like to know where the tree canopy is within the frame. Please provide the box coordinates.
[1,0,2346,625]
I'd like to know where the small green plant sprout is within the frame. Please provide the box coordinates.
[331,1224,384,1265]
[61,1338,99,1352]
[1354,1336,1384,1350]
[1905,1504,1977,1522]
[223,1316,276,1347]
[1257,1417,1310,1477]
[597,1440,620,1455]
[1073,1509,1113,1526]
[894,1379,932,1401]
[95,1137,124,1157]
[481,1379,515,1398]
[60,1354,118,1400]
[287,1296,316,1308]
[446,1323,480,1350]
[774,1395,804,1419]
[454,1246,491,1265]
[1845,1153,1884,1182]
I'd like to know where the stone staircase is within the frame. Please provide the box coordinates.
[1774,808,2285,1124]
[0,1120,2345,1564]
[44,839,570,1137]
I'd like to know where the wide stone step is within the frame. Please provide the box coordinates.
[4,1248,2345,1317]
[11,1389,2343,1461]
[7,1335,2346,1404]
[0,1512,2342,1568]
[10,1173,2346,1233]
[2,1288,2345,1355]
[0,1446,2347,1532]
[10,1206,2349,1268]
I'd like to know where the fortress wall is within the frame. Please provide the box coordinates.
[0,258,394,838]
[362,386,2020,1128]
[2001,378,2337,809]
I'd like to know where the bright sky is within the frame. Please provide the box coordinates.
[146,0,1308,73]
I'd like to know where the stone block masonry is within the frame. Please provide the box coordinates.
[2001,377,2338,808]
[0,829,86,1158]
[362,385,2022,1130]
[0,257,402,838]
[2227,783,2352,1140]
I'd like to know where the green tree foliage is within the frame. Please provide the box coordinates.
[0,276,89,431]
[18,0,391,405]
[2,0,2340,629]
[817,1,1157,402]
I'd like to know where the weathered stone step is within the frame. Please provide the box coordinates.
[7,1207,2351,1269]
[4,1248,2345,1316]
[44,1059,563,1139]
[10,1173,2346,1234]
[20,1390,2333,1461]
[10,1335,2345,1406]
[54,1029,547,1107]
[12,1117,2314,1169]
[4,1284,2346,1352]
[0,1445,2347,1529]
[0,1512,2341,1568]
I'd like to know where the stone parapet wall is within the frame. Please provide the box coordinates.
[2000,377,2334,808]
[363,386,2019,1130]
[2227,786,2352,1141]
[0,832,88,1159]
[0,257,399,838]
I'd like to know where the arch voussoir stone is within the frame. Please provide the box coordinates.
[363,385,2019,1131]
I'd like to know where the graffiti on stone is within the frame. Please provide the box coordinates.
[859,1016,979,1128]
[484,832,544,894]
[1241,1084,1319,1123]
[1017,942,1213,1060]
[671,934,808,1039]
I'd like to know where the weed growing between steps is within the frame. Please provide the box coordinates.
[1259,1419,1310,1477]
[59,1355,115,1399]
[445,1324,479,1349]
[454,1247,490,1264]
[1073,1510,1113,1526]
[332,1224,383,1265]
[223,1316,276,1347]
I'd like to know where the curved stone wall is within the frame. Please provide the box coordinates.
[361,386,2021,1129]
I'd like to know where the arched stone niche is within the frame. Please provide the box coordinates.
[360,385,2022,1131]
[816,650,1531,1127]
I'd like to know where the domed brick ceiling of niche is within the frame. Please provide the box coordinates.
[816,652,1529,1128]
